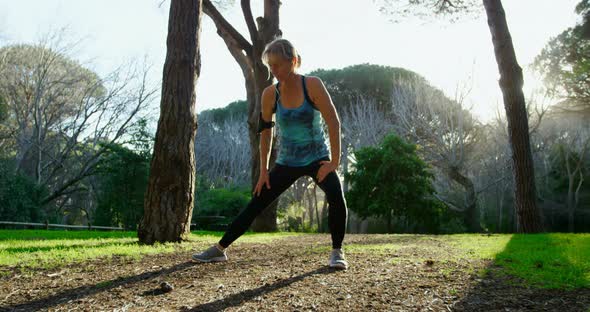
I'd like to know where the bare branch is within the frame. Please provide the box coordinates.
[433,193,465,212]
[241,0,259,44]
[203,0,253,56]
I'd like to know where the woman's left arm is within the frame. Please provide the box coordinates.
[307,76,341,182]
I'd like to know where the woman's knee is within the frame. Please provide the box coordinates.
[321,174,346,206]
[326,191,346,208]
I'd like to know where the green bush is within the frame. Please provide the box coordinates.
[0,93,7,123]
[195,187,251,218]
[0,159,47,223]
[345,133,446,233]
[277,203,320,233]
[93,143,150,230]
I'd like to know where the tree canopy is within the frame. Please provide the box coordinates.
[309,63,426,112]
[535,2,590,115]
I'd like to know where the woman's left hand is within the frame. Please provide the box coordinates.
[317,160,338,183]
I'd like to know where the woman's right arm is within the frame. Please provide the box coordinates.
[253,86,275,196]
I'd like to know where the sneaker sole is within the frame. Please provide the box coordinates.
[329,263,348,270]
[191,256,228,263]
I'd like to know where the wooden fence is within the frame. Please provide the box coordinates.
[0,221,123,231]
[0,216,228,231]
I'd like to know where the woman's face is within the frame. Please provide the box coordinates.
[267,53,295,82]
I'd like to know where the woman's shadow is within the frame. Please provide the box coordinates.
[1,262,338,312]
[182,266,339,312]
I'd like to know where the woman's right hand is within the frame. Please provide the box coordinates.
[253,169,271,197]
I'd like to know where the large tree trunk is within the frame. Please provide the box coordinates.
[249,63,278,231]
[138,0,203,244]
[483,0,543,233]
[204,0,282,232]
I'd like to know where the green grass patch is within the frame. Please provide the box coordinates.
[0,230,137,241]
[448,233,590,289]
[0,236,174,269]
[325,233,589,289]
[444,234,513,260]
[0,229,299,269]
[493,233,589,289]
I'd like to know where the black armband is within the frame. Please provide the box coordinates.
[257,112,275,134]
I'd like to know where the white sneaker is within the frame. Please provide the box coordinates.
[328,249,348,270]
[192,245,228,263]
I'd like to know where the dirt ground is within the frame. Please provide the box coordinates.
[0,234,589,312]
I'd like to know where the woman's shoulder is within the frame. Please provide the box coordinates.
[303,76,326,95]
[303,75,323,84]
[262,84,278,100]
[263,84,277,94]
[261,84,278,111]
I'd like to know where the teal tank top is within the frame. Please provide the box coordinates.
[274,76,330,167]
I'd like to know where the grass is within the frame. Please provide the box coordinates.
[285,233,589,289]
[0,229,300,269]
[0,230,137,241]
[443,234,513,260]
[445,233,590,289]
[375,233,589,289]
[0,230,587,290]
[491,233,590,289]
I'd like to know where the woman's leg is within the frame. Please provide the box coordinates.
[312,170,348,249]
[218,164,302,248]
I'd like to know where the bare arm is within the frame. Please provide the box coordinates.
[253,85,276,196]
[307,76,341,167]
[259,86,275,171]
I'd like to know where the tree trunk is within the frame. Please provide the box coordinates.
[447,167,480,232]
[483,0,543,233]
[313,184,321,231]
[342,143,349,193]
[138,0,203,244]
[321,197,328,233]
[387,210,392,233]
[497,183,506,233]
[498,191,503,233]
[563,139,588,232]
[203,0,282,232]
[248,33,280,232]
[304,189,313,229]
[567,174,575,232]
[573,171,583,232]
[513,200,519,232]
[342,143,354,233]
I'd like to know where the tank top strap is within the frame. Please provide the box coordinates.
[273,82,280,113]
[301,75,318,110]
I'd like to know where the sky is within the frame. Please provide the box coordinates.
[0,0,581,123]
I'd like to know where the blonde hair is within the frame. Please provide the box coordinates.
[261,38,302,69]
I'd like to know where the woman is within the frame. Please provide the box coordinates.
[192,38,348,270]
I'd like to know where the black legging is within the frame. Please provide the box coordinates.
[219,157,348,249]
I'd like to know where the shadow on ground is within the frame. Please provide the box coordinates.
[0,261,199,312]
[182,266,338,312]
